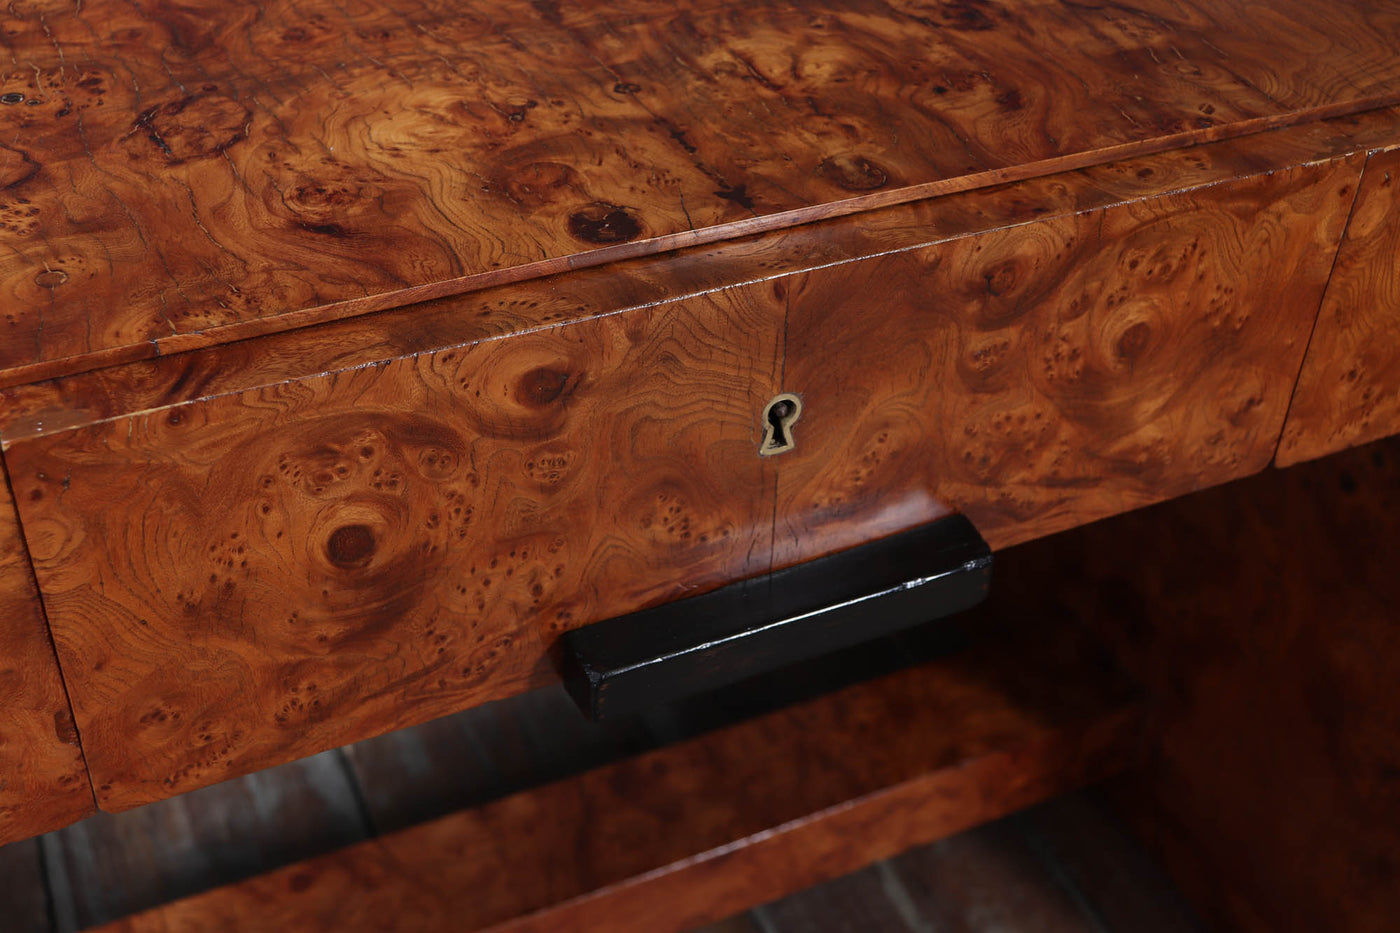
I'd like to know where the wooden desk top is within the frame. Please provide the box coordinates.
[2,0,1398,386]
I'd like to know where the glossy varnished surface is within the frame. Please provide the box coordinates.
[11,293,780,811]
[0,473,93,844]
[6,106,1400,445]
[88,620,1143,933]
[3,140,1363,808]
[773,157,1357,555]
[560,516,989,719]
[1,0,1399,384]
[1278,145,1400,465]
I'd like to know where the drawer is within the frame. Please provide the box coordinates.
[10,296,784,811]
[4,154,1356,810]
[773,159,1355,558]
[1278,145,1400,466]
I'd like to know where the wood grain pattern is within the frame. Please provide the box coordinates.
[7,103,1400,446]
[0,469,92,844]
[772,157,1358,557]
[10,293,780,811]
[985,434,1400,933]
[87,620,1143,933]
[3,142,1363,810]
[1,0,1398,385]
[1278,145,1400,465]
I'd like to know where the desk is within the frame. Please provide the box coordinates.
[0,0,1397,928]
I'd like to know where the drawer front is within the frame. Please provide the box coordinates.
[0,481,93,841]
[1278,146,1400,466]
[10,297,782,810]
[7,156,1355,810]
[771,159,1356,561]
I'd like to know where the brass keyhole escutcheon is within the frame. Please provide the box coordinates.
[760,393,803,456]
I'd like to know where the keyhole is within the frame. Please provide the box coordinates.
[760,393,803,456]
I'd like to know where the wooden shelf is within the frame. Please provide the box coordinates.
[80,618,1141,932]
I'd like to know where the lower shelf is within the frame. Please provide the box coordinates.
[87,616,1142,933]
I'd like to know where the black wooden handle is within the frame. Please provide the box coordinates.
[558,514,992,720]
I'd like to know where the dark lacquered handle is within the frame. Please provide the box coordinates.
[558,514,992,720]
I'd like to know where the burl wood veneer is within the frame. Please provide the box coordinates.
[771,160,1355,558]
[1,136,1363,811]
[12,294,783,811]
[1278,145,1400,465]
[0,471,94,844]
[1,0,1399,387]
[1,0,1400,829]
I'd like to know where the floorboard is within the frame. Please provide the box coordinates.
[40,751,367,932]
[0,837,52,933]
[755,864,922,933]
[1021,793,1207,933]
[341,685,651,836]
[887,818,1100,933]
